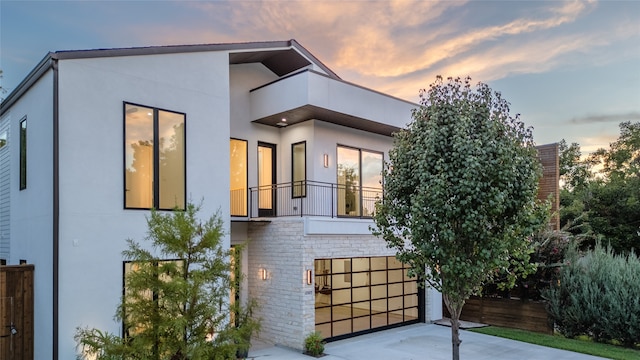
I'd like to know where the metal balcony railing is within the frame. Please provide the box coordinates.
[238,181,382,218]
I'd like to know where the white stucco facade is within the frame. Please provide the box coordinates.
[0,40,441,359]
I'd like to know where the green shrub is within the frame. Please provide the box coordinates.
[543,242,640,347]
[304,331,325,357]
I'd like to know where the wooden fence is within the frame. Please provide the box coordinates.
[444,296,553,334]
[1,265,34,360]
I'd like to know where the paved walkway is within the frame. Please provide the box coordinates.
[248,323,606,360]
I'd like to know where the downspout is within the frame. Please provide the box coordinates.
[52,58,60,360]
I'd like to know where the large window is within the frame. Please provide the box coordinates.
[230,139,248,216]
[337,146,383,217]
[314,256,420,340]
[123,260,183,337]
[292,141,306,198]
[19,118,27,190]
[124,103,185,210]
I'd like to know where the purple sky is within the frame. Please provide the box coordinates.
[2,0,639,153]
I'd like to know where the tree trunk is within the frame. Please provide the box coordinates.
[443,293,464,360]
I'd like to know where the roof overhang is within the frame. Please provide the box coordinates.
[250,70,416,136]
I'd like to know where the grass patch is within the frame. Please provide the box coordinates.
[469,326,640,360]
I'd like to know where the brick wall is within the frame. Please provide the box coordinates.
[536,143,560,230]
[247,218,411,350]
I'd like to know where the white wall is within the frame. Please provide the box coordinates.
[55,51,231,359]
[4,70,55,359]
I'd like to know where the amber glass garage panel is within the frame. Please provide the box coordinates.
[405,307,419,320]
[371,271,386,285]
[388,269,403,283]
[352,273,369,287]
[125,104,154,208]
[371,257,386,270]
[352,258,369,272]
[389,297,403,311]
[158,110,185,210]
[353,316,371,332]
[333,320,351,337]
[372,313,387,327]
[404,281,418,294]
[332,275,350,290]
[332,289,351,305]
[388,256,403,269]
[405,294,419,307]
[389,310,404,325]
[353,301,370,316]
[371,299,387,314]
[316,323,331,339]
[353,287,370,302]
[371,285,387,299]
[389,283,403,297]
[332,304,352,321]
[332,258,351,273]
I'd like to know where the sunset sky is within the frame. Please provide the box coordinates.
[1,0,639,153]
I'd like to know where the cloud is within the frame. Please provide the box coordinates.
[570,112,640,124]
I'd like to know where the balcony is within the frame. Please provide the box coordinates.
[231,181,383,219]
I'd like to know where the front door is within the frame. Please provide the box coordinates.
[258,142,276,217]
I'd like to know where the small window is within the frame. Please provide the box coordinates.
[292,141,306,198]
[19,118,27,190]
[124,103,185,210]
[0,131,7,148]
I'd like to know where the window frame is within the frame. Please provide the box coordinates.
[291,141,307,198]
[122,259,184,338]
[336,145,384,217]
[19,117,27,190]
[123,102,186,210]
[230,138,248,217]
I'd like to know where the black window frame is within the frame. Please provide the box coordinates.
[291,141,306,198]
[19,117,27,190]
[230,138,249,217]
[122,259,184,338]
[123,102,186,210]
[336,145,384,217]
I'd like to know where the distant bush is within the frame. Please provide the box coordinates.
[543,242,640,347]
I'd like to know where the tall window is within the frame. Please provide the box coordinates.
[123,260,183,337]
[230,139,248,216]
[19,118,27,190]
[292,141,306,198]
[124,103,185,210]
[337,146,383,217]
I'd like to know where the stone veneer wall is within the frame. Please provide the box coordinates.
[247,217,414,350]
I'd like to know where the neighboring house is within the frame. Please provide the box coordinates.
[0,40,443,359]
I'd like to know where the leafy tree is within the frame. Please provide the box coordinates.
[559,122,640,253]
[75,202,259,359]
[558,139,593,191]
[373,76,545,360]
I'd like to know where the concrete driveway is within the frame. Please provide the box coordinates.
[248,323,606,360]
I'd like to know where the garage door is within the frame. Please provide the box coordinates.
[314,256,422,341]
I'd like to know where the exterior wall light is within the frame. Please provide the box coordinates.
[323,154,329,168]
[306,269,313,285]
[261,268,267,280]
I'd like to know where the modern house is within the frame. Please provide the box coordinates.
[0,40,444,359]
